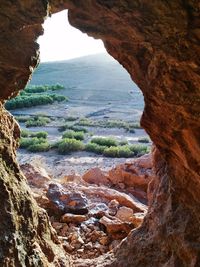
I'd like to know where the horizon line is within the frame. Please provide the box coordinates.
[39,52,107,64]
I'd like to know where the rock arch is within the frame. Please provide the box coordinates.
[0,1,199,266]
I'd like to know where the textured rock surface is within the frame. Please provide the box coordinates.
[0,1,200,267]
[20,163,51,188]
[0,105,71,266]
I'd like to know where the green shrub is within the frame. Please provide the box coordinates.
[119,140,128,146]
[103,146,119,157]
[30,131,48,139]
[70,126,88,133]
[19,137,46,149]
[5,92,67,110]
[25,117,51,127]
[57,138,84,154]
[50,94,67,102]
[91,137,118,147]
[118,146,133,157]
[25,84,64,93]
[25,86,47,93]
[129,144,148,156]
[27,142,50,152]
[77,118,94,127]
[21,129,29,137]
[138,137,150,143]
[85,142,106,154]
[47,83,64,91]
[62,130,84,141]
[15,115,30,122]
[76,118,138,132]
[58,124,88,133]
[103,145,133,158]
[6,95,53,109]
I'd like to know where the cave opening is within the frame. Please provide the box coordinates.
[4,9,154,260]
[0,2,199,267]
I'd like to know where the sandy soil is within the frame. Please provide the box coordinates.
[17,149,135,178]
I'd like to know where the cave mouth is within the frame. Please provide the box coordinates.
[0,2,199,267]
[7,10,152,260]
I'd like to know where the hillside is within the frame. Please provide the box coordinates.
[30,53,144,111]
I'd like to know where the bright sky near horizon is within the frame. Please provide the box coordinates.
[37,10,106,62]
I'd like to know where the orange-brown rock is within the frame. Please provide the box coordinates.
[108,153,153,191]
[20,163,51,188]
[82,167,110,186]
[61,213,87,224]
[80,185,147,213]
[47,183,88,215]
[0,1,200,267]
[115,206,134,223]
[99,216,133,240]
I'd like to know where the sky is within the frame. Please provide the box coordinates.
[37,10,106,62]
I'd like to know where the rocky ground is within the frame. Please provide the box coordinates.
[21,153,154,261]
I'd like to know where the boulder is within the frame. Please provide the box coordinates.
[46,183,88,215]
[131,212,145,227]
[116,206,134,223]
[81,185,147,212]
[20,163,51,188]
[61,213,87,224]
[82,167,110,185]
[108,153,154,191]
[108,199,119,216]
[99,216,133,239]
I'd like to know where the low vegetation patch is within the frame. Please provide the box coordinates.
[20,137,46,148]
[117,145,133,157]
[129,144,149,156]
[29,131,48,139]
[25,84,64,93]
[103,146,120,157]
[119,140,128,146]
[85,142,107,154]
[58,124,88,133]
[103,145,133,158]
[57,138,85,154]
[5,83,67,110]
[76,118,140,132]
[27,142,50,152]
[25,116,51,127]
[85,141,148,158]
[21,129,48,139]
[19,136,50,152]
[21,129,30,137]
[15,115,31,123]
[62,130,85,141]
[91,137,118,147]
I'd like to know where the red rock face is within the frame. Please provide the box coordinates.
[0,1,200,267]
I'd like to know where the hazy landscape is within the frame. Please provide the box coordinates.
[9,53,150,177]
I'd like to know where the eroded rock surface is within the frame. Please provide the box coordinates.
[0,1,200,267]
[0,105,71,266]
